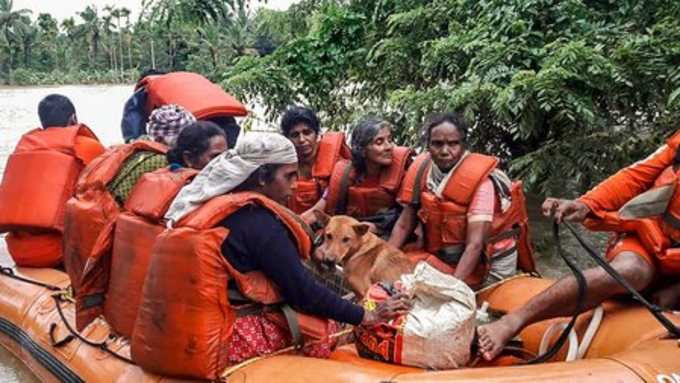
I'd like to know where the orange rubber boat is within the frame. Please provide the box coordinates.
[0,265,678,382]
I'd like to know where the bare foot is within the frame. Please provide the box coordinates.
[652,283,680,310]
[477,315,523,361]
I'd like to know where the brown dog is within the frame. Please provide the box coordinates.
[313,210,416,298]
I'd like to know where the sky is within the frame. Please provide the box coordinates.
[13,0,297,23]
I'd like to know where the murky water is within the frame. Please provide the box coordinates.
[0,85,608,381]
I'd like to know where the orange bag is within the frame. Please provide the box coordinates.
[138,72,248,119]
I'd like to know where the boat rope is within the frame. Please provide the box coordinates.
[527,222,588,364]
[220,328,353,380]
[0,266,61,291]
[538,305,604,361]
[562,221,680,338]
[51,292,134,364]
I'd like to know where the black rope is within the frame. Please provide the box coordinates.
[527,222,587,364]
[563,222,680,338]
[0,266,61,291]
[51,294,134,364]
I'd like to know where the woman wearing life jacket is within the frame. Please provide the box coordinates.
[131,133,410,379]
[306,117,413,236]
[62,105,195,297]
[0,94,105,267]
[477,130,680,362]
[388,112,534,288]
[74,121,227,331]
[281,106,351,214]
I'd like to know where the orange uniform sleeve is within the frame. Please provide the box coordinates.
[74,136,106,165]
[579,131,680,216]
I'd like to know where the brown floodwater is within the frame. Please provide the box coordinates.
[0,85,607,381]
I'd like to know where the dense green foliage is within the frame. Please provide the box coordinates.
[3,0,680,194]
[224,0,680,195]
[0,0,300,85]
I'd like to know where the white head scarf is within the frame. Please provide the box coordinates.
[164,132,298,224]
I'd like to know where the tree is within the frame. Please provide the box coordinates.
[0,0,31,78]
[77,5,102,68]
[224,0,680,195]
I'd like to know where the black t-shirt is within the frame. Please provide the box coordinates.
[220,204,364,325]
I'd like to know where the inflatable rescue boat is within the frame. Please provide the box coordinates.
[0,265,678,382]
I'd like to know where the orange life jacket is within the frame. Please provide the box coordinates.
[288,132,351,214]
[325,146,413,218]
[130,192,330,380]
[399,152,535,287]
[62,141,167,301]
[99,167,198,338]
[137,71,248,119]
[583,166,680,275]
[0,125,98,234]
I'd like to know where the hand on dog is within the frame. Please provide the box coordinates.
[360,293,412,326]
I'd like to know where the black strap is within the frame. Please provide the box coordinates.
[81,293,105,309]
[334,163,354,215]
[51,294,134,364]
[528,222,587,364]
[49,323,75,348]
[0,267,61,291]
[411,157,432,206]
[281,304,304,350]
[663,211,680,230]
[562,221,680,338]
[486,226,521,245]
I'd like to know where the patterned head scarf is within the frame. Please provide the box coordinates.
[165,132,298,224]
[147,104,196,146]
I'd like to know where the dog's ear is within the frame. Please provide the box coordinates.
[313,209,331,227]
[353,224,370,237]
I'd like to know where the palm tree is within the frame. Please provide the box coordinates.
[118,7,132,69]
[0,0,31,77]
[77,5,102,68]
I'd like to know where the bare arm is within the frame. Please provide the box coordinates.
[387,204,418,249]
[300,197,328,225]
[453,221,491,282]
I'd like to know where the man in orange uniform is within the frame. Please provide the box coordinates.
[0,94,105,267]
[478,130,680,360]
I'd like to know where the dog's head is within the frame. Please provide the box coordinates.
[313,210,371,267]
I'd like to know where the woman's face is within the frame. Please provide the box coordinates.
[428,122,465,172]
[287,123,318,162]
[364,127,394,167]
[185,135,228,170]
[261,163,299,205]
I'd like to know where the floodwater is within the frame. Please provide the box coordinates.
[0,85,607,381]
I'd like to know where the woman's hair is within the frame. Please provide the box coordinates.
[166,120,225,166]
[350,117,392,176]
[422,112,469,146]
[232,164,282,192]
[280,106,320,137]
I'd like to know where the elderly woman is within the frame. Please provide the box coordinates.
[302,117,413,236]
[159,132,410,366]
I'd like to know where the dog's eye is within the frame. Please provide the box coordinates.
[326,233,333,241]
[342,237,350,243]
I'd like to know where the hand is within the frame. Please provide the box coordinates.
[361,293,412,326]
[542,198,591,224]
[300,209,316,225]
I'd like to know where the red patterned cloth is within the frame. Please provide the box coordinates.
[226,313,338,364]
